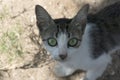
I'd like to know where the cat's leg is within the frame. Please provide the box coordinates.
[84,54,111,80]
[54,63,76,77]
[84,65,107,80]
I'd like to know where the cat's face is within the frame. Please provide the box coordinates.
[35,4,89,61]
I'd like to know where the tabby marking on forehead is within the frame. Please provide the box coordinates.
[56,23,70,38]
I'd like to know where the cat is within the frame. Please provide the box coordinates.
[35,2,120,80]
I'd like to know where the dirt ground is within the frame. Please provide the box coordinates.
[0,0,120,80]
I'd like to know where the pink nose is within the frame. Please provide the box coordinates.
[59,54,67,60]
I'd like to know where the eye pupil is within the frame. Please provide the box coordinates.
[48,38,57,47]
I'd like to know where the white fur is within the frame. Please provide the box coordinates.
[44,23,112,80]
[57,33,68,57]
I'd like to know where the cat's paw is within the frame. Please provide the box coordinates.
[54,65,67,77]
[54,64,75,77]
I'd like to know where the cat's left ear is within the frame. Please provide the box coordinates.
[70,4,89,31]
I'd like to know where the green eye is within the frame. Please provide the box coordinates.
[68,38,78,47]
[47,38,57,47]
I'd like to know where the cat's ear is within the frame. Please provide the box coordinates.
[70,4,89,31]
[35,5,55,31]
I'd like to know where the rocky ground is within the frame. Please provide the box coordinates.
[0,0,120,80]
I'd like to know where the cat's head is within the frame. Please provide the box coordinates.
[35,4,89,61]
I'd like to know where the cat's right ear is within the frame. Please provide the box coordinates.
[69,4,89,32]
[35,5,55,31]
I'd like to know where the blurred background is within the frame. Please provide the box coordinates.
[0,0,120,80]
